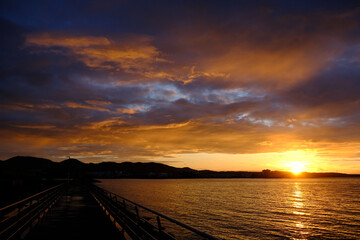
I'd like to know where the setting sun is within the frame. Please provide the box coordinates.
[287,161,307,174]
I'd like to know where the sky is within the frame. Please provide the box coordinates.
[0,0,359,173]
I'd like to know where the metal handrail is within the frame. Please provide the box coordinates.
[91,188,159,240]
[91,184,220,240]
[0,184,63,213]
[0,183,65,240]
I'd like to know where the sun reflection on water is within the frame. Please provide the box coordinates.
[292,183,309,239]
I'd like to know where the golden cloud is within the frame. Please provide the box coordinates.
[74,45,159,71]
[202,45,336,87]
[26,33,164,74]
[26,33,111,47]
[15,125,56,130]
[64,102,110,112]
[116,108,137,114]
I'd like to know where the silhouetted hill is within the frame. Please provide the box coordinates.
[86,161,198,178]
[118,162,189,173]
[1,156,55,179]
[56,158,88,178]
[4,156,53,169]
[0,156,199,179]
[60,158,86,166]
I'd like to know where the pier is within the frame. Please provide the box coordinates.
[0,181,219,240]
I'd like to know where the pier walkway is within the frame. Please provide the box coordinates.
[0,180,219,240]
[24,181,121,240]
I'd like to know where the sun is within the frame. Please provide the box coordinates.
[287,161,306,174]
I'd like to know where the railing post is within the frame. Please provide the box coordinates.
[135,206,140,223]
[157,216,162,232]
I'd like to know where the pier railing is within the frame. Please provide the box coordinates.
[89,184,220,240]
[0,183,65,240]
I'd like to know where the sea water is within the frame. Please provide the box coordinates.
[97,178,360,239]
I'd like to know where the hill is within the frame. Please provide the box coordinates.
[4,156,53,169]
[0,156,198,179]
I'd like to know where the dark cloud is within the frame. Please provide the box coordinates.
[281,50,360,123]
[286,59,360,107]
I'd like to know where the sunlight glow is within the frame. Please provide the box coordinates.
[287,161,307,174]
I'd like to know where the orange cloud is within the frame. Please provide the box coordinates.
[64,102,110,112]
[202,44,337,88]
[26,33,111,47]
[26,33,165,75]
[15,125,56,130]
[116,108,137,114]
[74,45,159,71]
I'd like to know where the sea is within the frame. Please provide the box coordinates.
[96,178,360,239]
